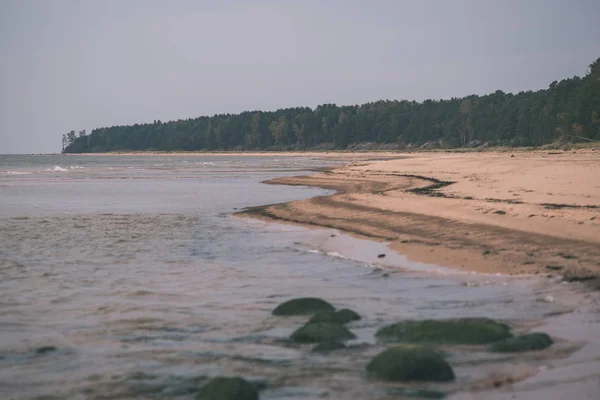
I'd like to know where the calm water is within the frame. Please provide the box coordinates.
[0,155,583,399]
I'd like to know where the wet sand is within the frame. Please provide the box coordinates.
[239,151,600,284]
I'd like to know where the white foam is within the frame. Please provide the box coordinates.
[68,165,84,169]
[5,171,32,175]
[46,166,68,172]
[326,251,347,259]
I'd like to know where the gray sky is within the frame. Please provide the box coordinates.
[1,0,599,154]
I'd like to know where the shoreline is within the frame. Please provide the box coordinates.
[237,151,600,288]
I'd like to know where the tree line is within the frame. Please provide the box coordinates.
[63,57,600,153]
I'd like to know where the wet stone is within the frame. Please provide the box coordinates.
[35,346,57,355]
[312,341,347,353]
[308,309,361,325]
[376,318,512,345]
[488,332,553,353]
[196,377,258,400]
[366,345,455,382]
[290,322,356,343]
[386,387,447,399]
[272,298,335,316]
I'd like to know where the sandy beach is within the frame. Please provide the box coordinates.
[240,150,600,283]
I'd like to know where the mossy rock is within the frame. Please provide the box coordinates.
[366,346,455,382]
[488,333,553,353]
[308,308,361,325]
[290,322,356,343]
[35,346,57,355]
[376,318,511,345]
[272,298,334,316]
[197,377,258,400]
[312,341,347,353]
[387,387,447,399]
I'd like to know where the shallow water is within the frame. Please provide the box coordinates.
[0,154,597,399]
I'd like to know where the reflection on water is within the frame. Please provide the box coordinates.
[0,155,596,399]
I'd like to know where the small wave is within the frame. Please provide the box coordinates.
[307,249,320,254]
[46,166,68,172]
[196,162,215,166]
[68,165,84,169]
[5,171,32,175]
[326,251,347,259]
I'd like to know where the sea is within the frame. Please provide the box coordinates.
[1,154,599,400]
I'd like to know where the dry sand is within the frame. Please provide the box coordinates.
[240,150,600,283]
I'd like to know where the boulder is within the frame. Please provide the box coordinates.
[366,345,455,382]
[312,341,347,353]
[488,333,553,352]
[35,346,57,355]
[386,387,447,399]
[197,377,258,400]
[290,322,356,343]
[308,309,361,325]
[376,318,511,345]
[272,298,334,316]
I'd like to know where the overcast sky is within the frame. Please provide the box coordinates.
[1,0,598,154]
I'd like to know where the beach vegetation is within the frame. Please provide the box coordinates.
[63,58,600,153]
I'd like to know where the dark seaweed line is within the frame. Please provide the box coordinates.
[385,173,600,210]
[236,205,398,241]
[540,203,600,210]
[368,173,456,197]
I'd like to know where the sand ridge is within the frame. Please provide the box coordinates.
[239,151,600,282]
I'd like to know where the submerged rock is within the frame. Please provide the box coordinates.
[290,322,356,343]
[308,308,361,325]
[197,377,258,400]
[272,298,334,316]
[386,387,447,399]
[366,345,455,382]
[376,318,511,345]
[488,333,553,352]
[312,341,347,353]
[35,346,57,355]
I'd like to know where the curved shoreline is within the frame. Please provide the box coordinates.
[237,151,600,288]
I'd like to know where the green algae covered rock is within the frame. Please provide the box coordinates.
[272,298,334,316]
[488,332,553,353]
[376,318,511,345]
[197,377,258,400]
[308,308,361,325]
[312,341,347,353]
[366,345,455,382]
[387,387,447,399]
[290,322,356,343]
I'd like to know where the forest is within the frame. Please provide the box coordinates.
[63,58,600,153]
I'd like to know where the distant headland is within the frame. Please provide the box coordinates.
[63,57,600,154]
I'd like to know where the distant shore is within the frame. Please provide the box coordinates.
[60,150,402,158]
[58,140,599,157]
[238,150,600,287]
